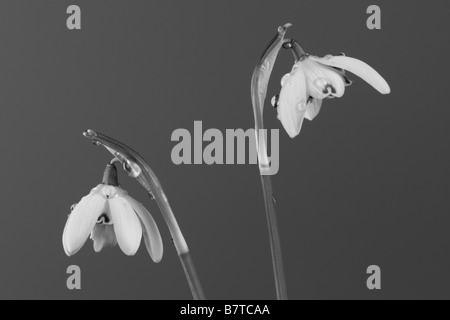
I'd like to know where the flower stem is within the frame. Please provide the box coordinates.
[250,24,291,300]
[83,129,206,300]
[260,175,287,299]
[283,39,307,62]
[179,252,205,300]
[152,188,206,300]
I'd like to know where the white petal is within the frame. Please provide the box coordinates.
[91,224,117,253]
[277,68,308,138]
[126,196,163,263]
[108,189,142,256]
[310,55,391,94]
[91,224,106,253]
[62,187,107,256]
[301,58,346,99]
[103,225,118,247]
[322,68,346,98]
[62,217,71,256]
[305,98,323,121]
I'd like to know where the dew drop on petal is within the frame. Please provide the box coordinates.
[314,78,329,89]
[297,100,307,112]
[271,95,279,108]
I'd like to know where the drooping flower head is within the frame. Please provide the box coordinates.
[62,163,163,262]
[274,50,391,138]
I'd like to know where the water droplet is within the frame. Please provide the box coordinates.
[92,140,101,146]
[314,78,329,89]
[83,129,97,138]
[282,41,293,49]
[260,60,270,72]
[122,160,141,178]
[271,95,279,108]
[297,101,306,112]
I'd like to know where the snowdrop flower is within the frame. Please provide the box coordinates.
[62,163,163,262]
[273,53,391,138]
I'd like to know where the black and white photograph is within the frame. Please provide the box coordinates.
[0,0,448,305]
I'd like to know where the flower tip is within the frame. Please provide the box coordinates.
[62,241,77,257]
[152,256,162,263]
[371,75,391,95]
[123,252,137,257]
[372,79,391,95]
[287,130,300,139]
[280,120,301,138]
[63,245,71,256]
[279,114,303,139]
[63,224,74,257]
[63,234,82,256]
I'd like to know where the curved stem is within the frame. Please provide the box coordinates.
[83,129,206,300]
[250,24,291,300]
[109,158,121,165]
[261,175,287,299]
[283,39,307,62]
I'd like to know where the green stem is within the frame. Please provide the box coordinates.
[83,129,206,300]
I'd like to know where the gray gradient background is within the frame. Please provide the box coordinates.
[0,0,448,300]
